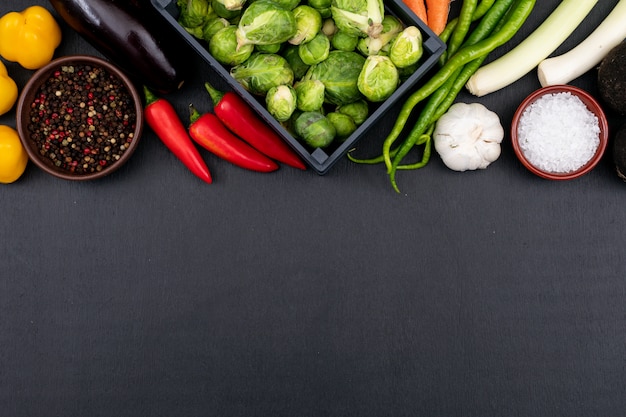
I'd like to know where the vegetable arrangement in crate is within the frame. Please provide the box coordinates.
[150,0,446,174]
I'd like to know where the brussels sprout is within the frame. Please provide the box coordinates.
[321,18,337,37]
[331,29,359,51]
[183,25,205,39]
[389,26,423,68]
[236,0,297,49]
[331,0,384,38]
[266,85,297,122]
[268,0,301,9]
[298,32,330,65]
[308,0,332,9]
[356,15,403,55]
[326,111,356,140]
[202,17,230,43]
[294,111,336,148]
[212,0,241,19]
[177,0,213,30]
[357,55,398,102]
[256,42,283,53]
[304,50,365,105]
[283,108,302,135]
[230,52,294,95]
[209,25,254,65]
[336,99,368,125]
[381,14,403,32]
[288,5,322,45]
[317,8,332,18]
[283,45,310,80]
[397,62,419,82]
[214,0,246,11]
[294,79,325,111]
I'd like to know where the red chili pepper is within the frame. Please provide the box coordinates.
[143,87,212,184]
[188,105,279,173]
[204,82,307,170]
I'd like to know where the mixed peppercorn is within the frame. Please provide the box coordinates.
[27,64,137,175]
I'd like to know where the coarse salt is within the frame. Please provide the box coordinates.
[517,92,600,173]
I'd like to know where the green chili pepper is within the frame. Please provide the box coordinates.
[438,19,456,47]
[473,0,498,20]
[388,57,485,189]
[387,72,458,190]
[460,0,518,49]
[472,0,496,21]
[384,0,536,191]
[347,146,400,165]
[396,131,432,171]
[438,0,498,54]
[438,0,509,65]
[447,0,478,58]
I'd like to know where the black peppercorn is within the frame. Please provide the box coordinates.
[28,64,137,175]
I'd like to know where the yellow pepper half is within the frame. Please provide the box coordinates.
[0,60,18,116]
[0,6,62,70]
[0,125,28,184]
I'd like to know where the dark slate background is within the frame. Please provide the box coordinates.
[1,1,624,416]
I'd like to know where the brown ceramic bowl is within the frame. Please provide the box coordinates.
[510,85,609,180]
[16,55,143,181]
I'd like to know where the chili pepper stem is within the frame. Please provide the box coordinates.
[143,85,158,105]
[204,82,225,106]
[189,104,202,125]
[347,146,401,165]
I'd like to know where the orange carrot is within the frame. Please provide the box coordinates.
[403,0,428,26]
[425,0,451,35]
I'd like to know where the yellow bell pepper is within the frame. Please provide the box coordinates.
[0,125,28,184]
[0,6,62,70]
[0,60,18,116]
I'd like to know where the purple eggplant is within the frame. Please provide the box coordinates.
[49,0,189,94]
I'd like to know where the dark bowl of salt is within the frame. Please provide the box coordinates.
[511,85,609,180]
[16,55,144,181]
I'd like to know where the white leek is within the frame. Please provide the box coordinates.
[537,0,626,87]
[466,0,599,97]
